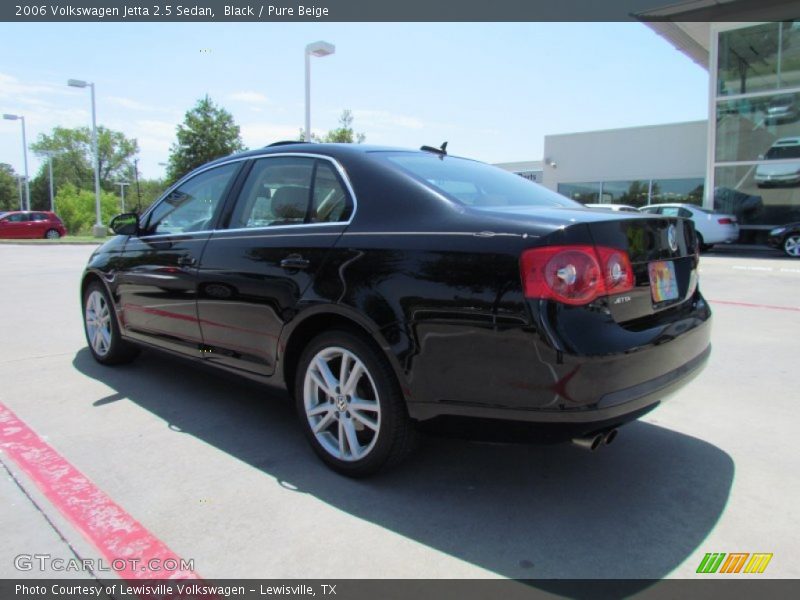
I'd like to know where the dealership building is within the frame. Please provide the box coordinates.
[499,4,800,244]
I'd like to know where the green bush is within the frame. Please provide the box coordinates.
[54,183,122,235]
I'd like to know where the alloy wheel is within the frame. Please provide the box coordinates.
[85,290,112,357]
[784,235,800,258]
[302,346,382,462]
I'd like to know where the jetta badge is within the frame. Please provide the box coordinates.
[668,225,678,252]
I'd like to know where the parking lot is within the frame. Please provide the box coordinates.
[1,243,799,585]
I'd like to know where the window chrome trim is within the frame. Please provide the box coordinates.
[140,152,358,238]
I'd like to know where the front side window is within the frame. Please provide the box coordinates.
[145,162,240,235]
[6,213,27,222]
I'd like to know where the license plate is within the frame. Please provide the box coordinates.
[649,260,679,303]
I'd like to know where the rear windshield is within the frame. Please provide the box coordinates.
[375,152,579,209]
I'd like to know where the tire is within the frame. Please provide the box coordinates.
[82,281,139,365]
[295,329,417,477]
[44,229,61,239]
[696,233,712,252]
[784,234,800,258]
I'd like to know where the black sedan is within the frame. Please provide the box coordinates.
[81,143,711,476]
[767,222,800,258]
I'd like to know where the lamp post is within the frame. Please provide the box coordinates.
[40,150,57,212]
[3,113,30,210]
[17,176,25,211]
[304,41,335,142]
[116,181,129,212]
[68,78,104,237]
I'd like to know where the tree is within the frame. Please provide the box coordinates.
[0,163,19,212]
[298,109,366,144]
[53,183,121,235]
[167,96,245,184]
[29,126,139,209]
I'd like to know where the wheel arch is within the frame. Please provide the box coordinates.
[279,306,410,404]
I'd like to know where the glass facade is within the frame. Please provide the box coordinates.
[558,178,703,207]
[557,182,600,204]
[713,21,800,241]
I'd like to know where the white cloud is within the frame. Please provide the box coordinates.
[106,96,161,112]
[352,109,425,131]
[228,91,269,104]
[240,122,300,147]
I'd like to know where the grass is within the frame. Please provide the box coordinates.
[0,235,106,245]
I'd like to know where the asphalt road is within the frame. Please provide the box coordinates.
[0,243,798,586]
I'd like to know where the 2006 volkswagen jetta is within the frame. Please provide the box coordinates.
[81,143,711,476]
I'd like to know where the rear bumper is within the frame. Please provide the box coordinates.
[407,294,712,429]
[409,343,709,427]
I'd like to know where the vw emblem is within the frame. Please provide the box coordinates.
[336,395,348,411]
[667,225,678,252]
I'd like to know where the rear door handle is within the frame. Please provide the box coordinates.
[280,255,310,270]
[177,256,197,267]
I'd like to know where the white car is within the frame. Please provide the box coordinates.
[585,203,640,212]
[755,137,800,187]
[639,203,739,250]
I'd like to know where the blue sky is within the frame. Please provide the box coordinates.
[0,22,708,180]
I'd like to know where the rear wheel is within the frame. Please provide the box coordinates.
[784,234,800,258]
[295,330,417,477]
[83,281,139,365]
[44,229,61,239]
[697,233,713,252]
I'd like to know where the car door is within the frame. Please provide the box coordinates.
[0,213,28,238]
[29,212,49,237]
[114,161,243,357]
[195,155,354,376]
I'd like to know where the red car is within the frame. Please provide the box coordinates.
[0,211,67,239]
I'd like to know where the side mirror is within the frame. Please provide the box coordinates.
[109,213,140,236]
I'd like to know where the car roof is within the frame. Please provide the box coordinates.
[200,142,464,170]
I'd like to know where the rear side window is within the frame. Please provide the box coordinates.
[311,162,352,223]
[228,157,352,229]
[31,213,48,221]
[229,157,315,229]
[375,152,578,209]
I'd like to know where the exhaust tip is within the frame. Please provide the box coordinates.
[572,433,604,451]
[603,428,619,446]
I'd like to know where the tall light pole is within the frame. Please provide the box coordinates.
[17,176,25,211]
[40,150,57,212]
[3,113,30,210]
[116,181,129,212]
[68,78,104,236]
[304,41,335,142]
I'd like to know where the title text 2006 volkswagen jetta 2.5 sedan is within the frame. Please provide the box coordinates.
[81,143,711,476]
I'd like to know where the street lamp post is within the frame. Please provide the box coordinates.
[3,113,30,210]
[304,41,335,142]
[116,181,130,212]
[68,78,104,237]
[17,176,25,211]
[40,150,57,212]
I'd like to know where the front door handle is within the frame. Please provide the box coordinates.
[177,256,197,267]
[280,255,310,270]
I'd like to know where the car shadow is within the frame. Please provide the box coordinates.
[73,348,733,589]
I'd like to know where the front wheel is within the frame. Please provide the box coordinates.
[83,281,139,365]
[295,330,417,477]
[784,234,800,258]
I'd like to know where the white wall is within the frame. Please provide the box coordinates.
[541,121,707,191]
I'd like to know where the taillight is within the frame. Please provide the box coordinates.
[718,218,733,225]
[520,245,634,306]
